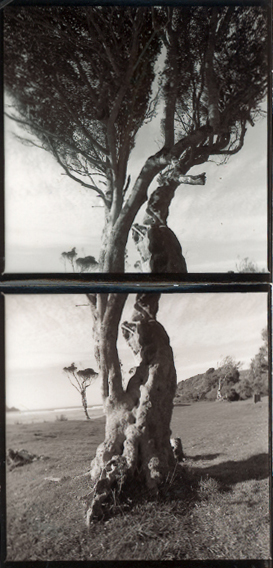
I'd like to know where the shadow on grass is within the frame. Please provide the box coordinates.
[85,453,269,523]
[188,453,222,461]
[191,452,269,491]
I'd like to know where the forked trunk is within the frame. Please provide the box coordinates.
[86,293,177,523]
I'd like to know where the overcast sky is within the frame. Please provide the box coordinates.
[5,292,268,410]
[4,94,268,274]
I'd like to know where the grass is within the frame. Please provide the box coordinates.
[5,397,270,561]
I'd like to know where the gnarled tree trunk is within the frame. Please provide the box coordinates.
[86,292,177,523]
[132,171,206,273]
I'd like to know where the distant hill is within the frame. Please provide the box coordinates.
[174,366,257,404]
[6,405,20,412]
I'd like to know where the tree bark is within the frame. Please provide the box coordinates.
[86,292,177,523]
[98,125,211,273]
[81,390,91,420]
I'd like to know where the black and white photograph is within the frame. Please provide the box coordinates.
[5,291,270,560]
[3,4,269,274]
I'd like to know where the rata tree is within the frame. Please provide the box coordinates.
[84,291,178,522]
[4,6,268,522]
[63,363,98,419]
[4,5,267,273]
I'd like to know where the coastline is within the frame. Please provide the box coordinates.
[6,405,104,425]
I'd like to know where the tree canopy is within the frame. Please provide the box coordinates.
[249,327,268,395]
[4,5,268,272]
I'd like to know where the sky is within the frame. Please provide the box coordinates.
[5,292,268,410]
[4,94,268,273]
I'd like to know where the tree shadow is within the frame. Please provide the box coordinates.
[190,452,269,491]
[187,453,222,461]
[88,453,269,523]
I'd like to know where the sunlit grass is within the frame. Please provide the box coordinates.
[6,398,269,560]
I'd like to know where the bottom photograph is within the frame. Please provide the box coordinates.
[4,291,270,561]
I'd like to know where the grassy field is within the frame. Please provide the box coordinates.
[5,397,270,561]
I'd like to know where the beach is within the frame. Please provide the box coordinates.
[6,406,104,425]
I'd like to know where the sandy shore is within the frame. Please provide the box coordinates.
[6,406,104,425]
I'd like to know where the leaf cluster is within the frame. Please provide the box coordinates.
[163,7,267,157]
[4,6,268,211]
[249,328,268,394]
[63,362,98,392]
[4,6,162,197]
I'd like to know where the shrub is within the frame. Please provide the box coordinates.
[205,387,217,401]
[55,414,68,422]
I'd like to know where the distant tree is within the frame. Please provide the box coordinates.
[63,363,98,419]
[236,257,266,273]
[236,376,253,400]
[216,356,241,399]
[61,247,77,272]
[75,255,99,273]
[249,327,268,395]
[61,248,98,272]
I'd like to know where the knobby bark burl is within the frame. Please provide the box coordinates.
[86,292,177,523]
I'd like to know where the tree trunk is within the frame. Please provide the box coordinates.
[86,292,177,523]
[81,390,90,420]
[131,161,207,273]
[98,125,211,273]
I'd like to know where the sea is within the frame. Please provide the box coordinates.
[6,405,104,425]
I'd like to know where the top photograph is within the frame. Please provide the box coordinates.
[3,4,269,276]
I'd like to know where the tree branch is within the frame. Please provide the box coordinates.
[86,11,121,77]
[53,73,109,156]
[100,292,128,401]
[49,143,108,204]
[5,111,106,172]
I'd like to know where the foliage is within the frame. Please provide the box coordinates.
[236,257,267,273]
[217,356,241,382]
[175,357,241,403]
[61,248,98,272]
[63,363,98,390]
[249,328,268,396]
[216,355,241,398]
[175,330,268,403]
[4,6,161,203]
[226,388,240,402]
[4,6,268,272]
[63,363,98,419]
[235,377,253,400]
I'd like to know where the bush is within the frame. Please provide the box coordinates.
[226,389,240,402]
[55,414,68,422]
[236,378,253,400]
[205,387,217,401]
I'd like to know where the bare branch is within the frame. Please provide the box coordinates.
[86,11,121,76]
[5,111,106,172]
[49,142,108,204]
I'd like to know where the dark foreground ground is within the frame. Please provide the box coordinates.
[5,397,270,560]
